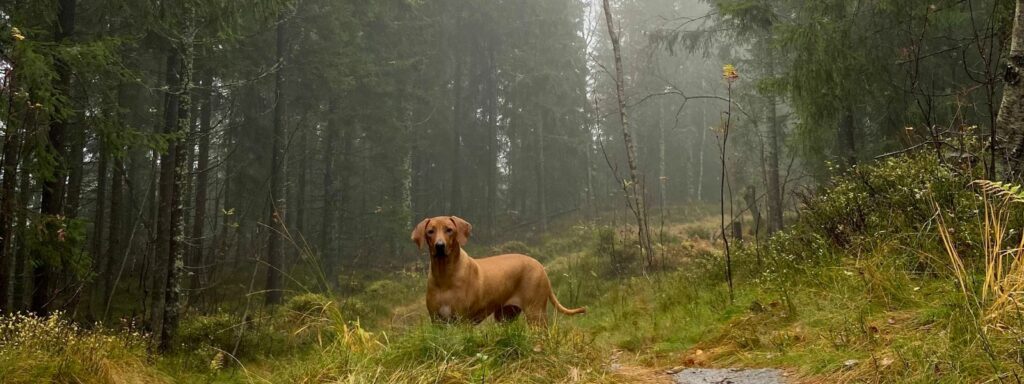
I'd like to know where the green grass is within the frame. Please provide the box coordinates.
[5,173,1024,384]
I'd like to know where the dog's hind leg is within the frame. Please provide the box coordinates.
[524,306,547,327]
[494,305,523,322]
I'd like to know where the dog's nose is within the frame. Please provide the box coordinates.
[434,242,446,256]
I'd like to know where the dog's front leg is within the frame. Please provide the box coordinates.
[428,303,457,324]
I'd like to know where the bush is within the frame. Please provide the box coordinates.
[176,309,290,366]
[800,155,976,251]
[592,226,640,276]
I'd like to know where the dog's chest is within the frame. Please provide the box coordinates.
[438,304,453,319]
[427,286,477,320]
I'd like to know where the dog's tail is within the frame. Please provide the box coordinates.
[548,280,586,316]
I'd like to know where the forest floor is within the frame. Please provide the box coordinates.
[4,155,1022,383]
[367,208,800,384]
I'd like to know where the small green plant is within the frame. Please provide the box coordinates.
[593,226,639,276]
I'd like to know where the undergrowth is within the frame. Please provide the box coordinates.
[5,154,1024,383]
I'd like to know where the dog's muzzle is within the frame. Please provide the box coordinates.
[434,243,446,257]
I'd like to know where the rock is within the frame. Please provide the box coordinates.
[843,359,859,369]
[672,368,786,384]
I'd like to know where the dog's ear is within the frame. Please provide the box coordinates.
[450,216,472,245]
[411,218,430,250]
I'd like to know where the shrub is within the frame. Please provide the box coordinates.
[176,309,290,365]
[804,156,963,241]
[794,154,978,259]
[592,226,640,276]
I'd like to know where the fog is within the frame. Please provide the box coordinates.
[0,0,1015,371]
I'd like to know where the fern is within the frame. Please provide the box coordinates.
[973,180,1024,203]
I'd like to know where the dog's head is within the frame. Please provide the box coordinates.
[411,216,472,258]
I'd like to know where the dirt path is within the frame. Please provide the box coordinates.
[671,368,786,384]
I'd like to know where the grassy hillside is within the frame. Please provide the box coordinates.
[2,155,1022,383]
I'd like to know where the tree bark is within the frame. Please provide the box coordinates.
[265,17,287,306]
[658,110,667,208]
[601,0,655,268]
[150,51,180,346]
[64,126,86,218]
[1002,0,1024,177]
[32,0,77,315]
[162,32,194,350]
[0,100,23,312]
[449,56,464,214]
[190,72,213,296]
[296,118,308,238]
[87,139,109,320]
[839,111,857,168]
[697,108,707,201]
[485,46,499,235]
[765,91,783,234]
[13,159,33,311]
[104,155,123,315]
[765,95,783,233]
[92,143,109,278]
[320,98,339,282]
[538,111,548,232]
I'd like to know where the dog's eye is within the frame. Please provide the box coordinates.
[445,228,453,233]
[427,229,435,235]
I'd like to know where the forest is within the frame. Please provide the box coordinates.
[2,0,1024,382]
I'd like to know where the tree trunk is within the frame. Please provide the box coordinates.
[190,72,213,296]
[87,140,109,320]
[601,0,655,268]
[104,155,123,315]
[658,111,667,208]
[839,111,857,168]
[0,103,23,312]
[697,108,707,201]
[64,126,86,217]
[1002,0,1024,177]
[162,34,193,350]
[321,98,339,282]
[537,111,548,232]
[92,144,109,278]
[32,0,77,315]
[265,18,287,306]
[150,51,180,346]
[340,122,354,266]
[449,56,464,214]
[765,96,783,233]
[296,120,308,238]
[485,47,499,236]
[658,111,668,243]
[744,185,761,236]
[151,34,192,349]
[13,160,33,311]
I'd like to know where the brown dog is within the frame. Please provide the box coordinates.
[410,216,585,326]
